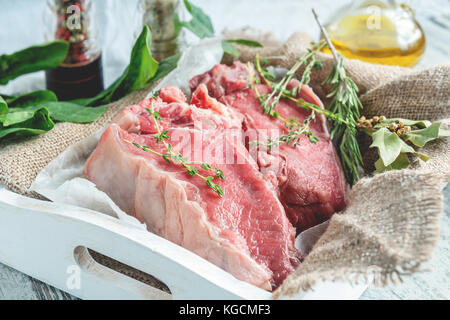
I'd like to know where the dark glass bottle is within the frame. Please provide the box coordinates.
[45,0,104,100]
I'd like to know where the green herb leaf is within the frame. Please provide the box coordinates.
[42,102,108,123]
[403,122,441,147]
[162,153,172,163]
[0,41,69,85]
[215,169,225,180]
[222,39,264,57]
[177,0,214,39]
[439,128,450,137]
[224,39,263,47]
[221,41,240,58]
[375,118,432,130]
[186,165,198,176]
[374,152,410,173]
[370,127,415,166]
[201,163,212,171]
[154,130,170,143]
[413,152,430,162]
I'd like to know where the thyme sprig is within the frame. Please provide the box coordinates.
[312,9,363,186]
[125,98,225,197]
[247,64,319,150]
[253,54,348,125]
[253,41,327,116]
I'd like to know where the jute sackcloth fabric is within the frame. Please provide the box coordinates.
[0,32,448,298]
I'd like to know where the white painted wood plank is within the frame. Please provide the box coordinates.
[0,188,272,300]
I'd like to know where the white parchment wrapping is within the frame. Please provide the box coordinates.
[30,38,331,255]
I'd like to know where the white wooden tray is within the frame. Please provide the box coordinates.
[0,187,368,300]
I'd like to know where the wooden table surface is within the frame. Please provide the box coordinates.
[0,0,449,300]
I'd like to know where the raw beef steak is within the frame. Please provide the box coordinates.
[190,62,348,231]
[85,86,299,290]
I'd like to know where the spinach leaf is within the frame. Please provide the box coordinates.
[176,1,263,58]
[0,96,7,114]
[6,90,57,108]
[0,105,44,127]
[0,41,69,85]
[71,26,158,107]
[43,102,108,123]
[112,26,159,100]
[0,26,168,141]
[0,94,15,100]
[0,107,54,139]
[149,53,181,83]
[176,0,214,39]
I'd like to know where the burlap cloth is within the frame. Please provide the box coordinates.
[0,32,449,298]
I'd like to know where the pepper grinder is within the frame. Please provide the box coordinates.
[45,0,104,100]
[140,0,185,61]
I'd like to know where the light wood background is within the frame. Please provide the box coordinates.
[0,0,449,300]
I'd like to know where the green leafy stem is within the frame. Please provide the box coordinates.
[176,0,263,58]
[0,26,181,142]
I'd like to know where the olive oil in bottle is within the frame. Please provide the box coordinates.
[321,0,425,67]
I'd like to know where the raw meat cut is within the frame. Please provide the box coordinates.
[190,62,348,231]
[85,86,300,290]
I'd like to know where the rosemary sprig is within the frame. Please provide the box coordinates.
[312,9,363,185]
[125,98,225,197]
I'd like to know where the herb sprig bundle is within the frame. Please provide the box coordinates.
[312,9,364,186]
[247,38,350,153]
[252,53,348,124]
[247,10,450,187]
[125,94,225,197]
[247,62,319,150]
[252,41,326,116]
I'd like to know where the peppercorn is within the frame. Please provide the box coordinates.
[389,123,398,131]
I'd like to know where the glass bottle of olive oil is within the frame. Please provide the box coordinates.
[321,0,425,67]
